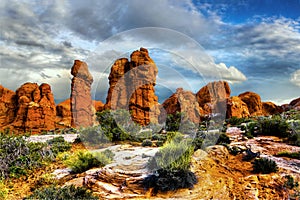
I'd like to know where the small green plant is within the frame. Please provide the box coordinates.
[0,179,8,200]
[25,185,98,200]
[252,158,278,174]
[142,139,153,147]
[47,136,72,155]
[276,151,300,159]
[216,133,230,145]
[144,139,197,192]
[284,175,299,189]
[65,150,114,173]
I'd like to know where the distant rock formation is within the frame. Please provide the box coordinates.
[226,96,250,118]
[105,47,160,126]
[162,88,202,123]
[196,81,231,115]
[1,83,56,134]
[289,97,300,111]
[238,91,263,116]
[0,85,16,127]
[70,60,94,128]
[56,98,72,127]
[262,102,283,115]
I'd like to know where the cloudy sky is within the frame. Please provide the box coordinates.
[0,0,299,104]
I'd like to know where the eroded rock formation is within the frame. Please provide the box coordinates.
[0,85,16,128]
[262,102,283,115]
[162,88,202,123]
[226,96,250,118]
[238,91,263,116]
[196,81,231,114]
[290,97,300,111]
[2,83,56,134]
[70,60,94,128]
[105,47,159,126]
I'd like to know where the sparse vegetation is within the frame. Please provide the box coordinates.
[144,138,197,192]
[142,139,153,147]
[64,149,114,173]
[252,158,278,174]
[47,136,72,156]
[0,179,8,200]
[25,184,98,200]
[276,151,300,159]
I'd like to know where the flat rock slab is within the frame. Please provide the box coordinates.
[25,134,78,143]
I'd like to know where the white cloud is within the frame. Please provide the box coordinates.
[290,69,300,87]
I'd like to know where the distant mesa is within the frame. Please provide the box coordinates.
[0,47,299,134]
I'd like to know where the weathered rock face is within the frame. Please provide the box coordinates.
[70,60,94,128]
[7,83,56,134]
[93,100,104,112]
[238,91,263,116]
[56,98,72,127]
[226,96,250,118]
[196,81,231,114]
[0,85,16,128]
[105,48,159,126]
[162,88,202,123]
[290,97,300,111]
[262,102,283,115]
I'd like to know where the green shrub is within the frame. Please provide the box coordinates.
[227,117,250,126]
[252,158,278,174]
[284,175,299,189]
[144,139,197,192]
[165,112,182,132]
[0,134,52,179]
[147,139,194,171]
[216,133,230,145]
[65,150,114,173]
[80,126,112,147]
[142,139,153,147]
[25,185,97,200]
[47,136,71,156]
[276,151,300,159]
[143,169,197,193]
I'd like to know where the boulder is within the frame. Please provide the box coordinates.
[226,96,250,118]
[70,60,94,128]
[262,102,283,115]
[238,91,263,116]
[196,81,230,115]
[162,88,202,123]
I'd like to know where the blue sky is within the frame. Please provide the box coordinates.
[0,0,299,104]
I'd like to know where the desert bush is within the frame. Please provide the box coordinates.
[144,139,196,192]
[25,184,97,200]
[216,133,230,145]
[252,158,278,174]
[147,139,194,171]
[142,139,153,147]
[276,151,300,159]
[47,136,71,156]
[284,175,299,189]
[80,126,112,147]
[0,134,52,179]
[65,150,114,173]
[165,112,182,132]
[143,169,197,193]
[227,117,250,126]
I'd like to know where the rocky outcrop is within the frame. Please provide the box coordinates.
[93,100,104,112]
[70,60,94,128]
[226,96,250,118]
[5,83,56,134]
[0,85,16,128]
[56,98,72,127]
[290,97,300,111]
[262,102,283,115]
[162,88,202,123]
[196,81,230,115]
[238,91,263,116]
[105,48,159,126]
